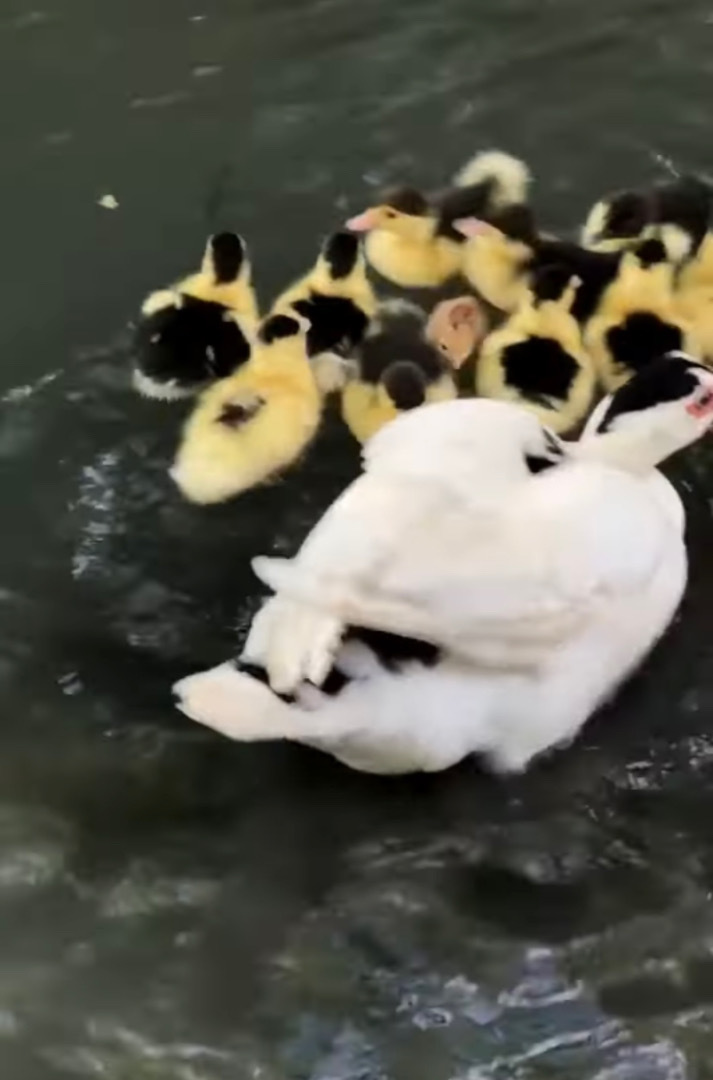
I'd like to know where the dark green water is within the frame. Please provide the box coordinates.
[3,0,713,1076]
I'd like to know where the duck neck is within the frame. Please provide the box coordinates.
[573,424,682,473]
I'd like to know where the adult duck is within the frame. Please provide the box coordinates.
[174,354,713,774]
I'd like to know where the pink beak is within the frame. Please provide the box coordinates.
[453,217,490,239]
[346,209,379,232]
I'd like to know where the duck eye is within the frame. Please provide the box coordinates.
[384,209,397,219]
[699,390,713,407]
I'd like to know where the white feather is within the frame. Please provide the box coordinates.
[453,150,531,205]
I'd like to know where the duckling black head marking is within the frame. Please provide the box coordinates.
[208,232,247,283]
[382,362,427,410]
[135,296,251,391]
[321,231,361,280]
[633,237,668,267]
[381,187,430,216]
[502,338,579,406]
[259,313,302,344]
[292,294,369,357]
[606,315,683,377]
[530,263,574,304]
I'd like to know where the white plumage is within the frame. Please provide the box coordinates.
[174,355,713,775]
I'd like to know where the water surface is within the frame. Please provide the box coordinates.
[2,0,713,1076]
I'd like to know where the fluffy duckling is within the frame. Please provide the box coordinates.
[133,233,259,400]
[345,151,530,289]
[476,265,596,434]
[341,300,461,444]
[455,208,692,326]
[581,174,712,258]
[272,231,377,391]
[584,239,698,392]
[425,295,489,369]
[170,313,321,504]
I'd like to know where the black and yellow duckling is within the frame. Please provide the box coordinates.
[455,206,694,329]
[133,232,259,400]
[345,151,530,289]
[584,239,699,392]
[677,234,713,361]
[272,231,377,391]
[476,265,596,434]
[170,312,322,504]
[580,173,711,258]
[340,300,461,444]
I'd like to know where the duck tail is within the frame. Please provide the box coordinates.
[173,662,344,742]
[453,150,531,206]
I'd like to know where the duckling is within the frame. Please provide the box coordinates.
[581,174,712,258]
[271,231,377,394]
[475,265,595,434]
[345,151,530,289]
[676,234,713,361]
[170,313,322,504]
[584,239,698,392]
[133,233,259,400]
[341,300,460,444]
[425,295,489,369]
[455,208,692,326]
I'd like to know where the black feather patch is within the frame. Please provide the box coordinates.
[489,204,539,245]
[600,191,650,241]
[530,263,573,304]
[596,353,706,432]
[606,314,683,377]
[501,337,579,405]
[382,362,427,409]
[217,397,264,427]
[291,293,369,357]
[209,233,246,283]
[135,296,251,391]
[436,181,497,240]
[381,186,430,216]
[322,231,360,279]
[633,238,667,267]
[357,324,445,386]
[260,314,301,344]
[652,175,712,253]
[232,628,441,702]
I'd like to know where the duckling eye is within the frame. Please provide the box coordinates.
[384,209,397,219]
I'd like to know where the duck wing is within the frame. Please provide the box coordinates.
[254,464,674,676]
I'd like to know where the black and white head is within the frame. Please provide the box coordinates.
[258,311,311,347]
[201,231,250,284]
[580,352,713,470]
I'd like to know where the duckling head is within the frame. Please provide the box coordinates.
[346,187,434,242]
[577,352,713,472]
[581,190,650,251]
[200,231,252,288]
[425,296,486,367]
[381,361,427,411]
[258,312,310,348]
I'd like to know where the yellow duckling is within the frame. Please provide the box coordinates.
[585,239,698,393]
[170,312,321,504]
[272,231,377,391]
[476,265,595,435]
[133,233,259,400]
[341,300,461,444]
[455,205,544,314]
[346,151,530,289]
[677,233,713,360]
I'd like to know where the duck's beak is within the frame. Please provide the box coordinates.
[346,208,379,232]
[453,217,491,239]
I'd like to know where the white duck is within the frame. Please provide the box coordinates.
[174,354,713,775]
